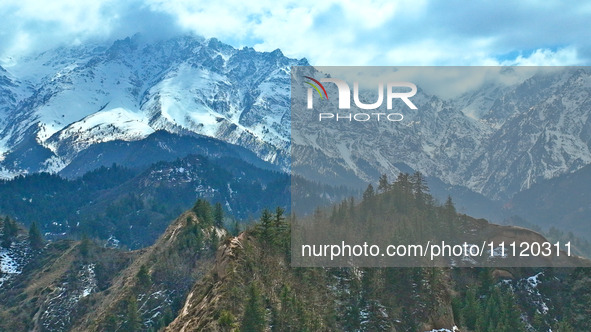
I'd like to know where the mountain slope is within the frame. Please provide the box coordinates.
[0,152,290,248]
[464,68,591,199]
[0,207,220,332]
[508,163,591,239]
[2,186,591,331]
[0,35,305,176]
[58,130,279,178]
[292,67,591,203]
[0,145,353,248]
[2,37,591,238]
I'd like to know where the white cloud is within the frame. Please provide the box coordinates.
[500,47,582,66]
[0,0,589,66]
[0,0,117,49]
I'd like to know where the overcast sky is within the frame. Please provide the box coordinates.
[1,0,590,66]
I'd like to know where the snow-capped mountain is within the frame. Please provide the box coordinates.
[1,35,591,203]
[464,68,591,199]
[0,35,304,176]
[0,65,29,155]
[291,86,491,186]
[292,67,591,201]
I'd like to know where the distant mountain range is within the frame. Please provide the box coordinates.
[292,67,591,202]
[1,35,591,238]
[1,37,591,331]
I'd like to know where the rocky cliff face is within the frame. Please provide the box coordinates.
[165,233,247,331]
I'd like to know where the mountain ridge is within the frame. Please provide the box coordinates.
[0,34,306,176]
[2,36,591,219]
[2,184,590,331]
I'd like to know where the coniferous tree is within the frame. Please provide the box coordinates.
[28,221,43,250]
[532,311,546,331]
[330,205,339,224]
[273,285,296,331]
[136,264,152,290]
[258,209,274,246]
[501,289,526,332]
[193,199,214,227]
[377,174,390,193]
[411,171,430,206]
[443,196,456,218]
[565,268,591,330]
[443,195,457,237]
[348,197,356,223]
[468,286,526,332]
[461,286,480,330]
[273,207,287,249]
[241,284,265,332]
[395,173,412,196]
[1,217,18,248]
[273,207,285,230]
[231,219,240,236]
[343,273,362,331]
[362,184,375,202]
[478,268,494,294]
[79,234,91,258]
[121,295,141,332]
[478,287,500,331]
[214,202,224,228]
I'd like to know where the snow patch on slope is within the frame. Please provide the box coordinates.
[0,239,32,287]
[0,248,20,274]
[154,63,227,137]
[0,166,21,180]
[426,327,459,332]
[41,107,157,169]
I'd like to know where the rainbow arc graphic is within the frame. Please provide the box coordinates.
[304,76,328,100]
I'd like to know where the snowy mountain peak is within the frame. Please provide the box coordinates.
[0,35,303,176]
[1,37,590,203]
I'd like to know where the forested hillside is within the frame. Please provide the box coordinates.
[1,178,589,331]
